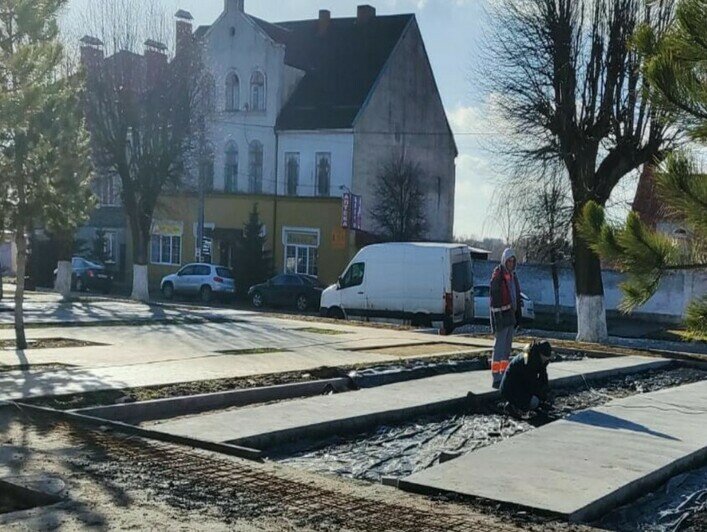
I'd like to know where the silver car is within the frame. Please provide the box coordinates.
[160,263,235,302]
[473,285,535,322]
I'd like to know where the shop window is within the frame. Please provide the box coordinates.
[150,235,181,265]
[283,228,319,276]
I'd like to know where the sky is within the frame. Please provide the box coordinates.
[61,0,634,240]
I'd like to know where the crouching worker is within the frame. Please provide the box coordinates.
[500,340,552,412]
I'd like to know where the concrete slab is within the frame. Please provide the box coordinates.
[149,356,670,450]
[400,380,707,523]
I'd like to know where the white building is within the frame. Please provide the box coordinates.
[186,0,456,241]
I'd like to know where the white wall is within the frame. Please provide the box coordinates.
[277,131,354,197]
[473,260,706,322]
[201,6,286,194]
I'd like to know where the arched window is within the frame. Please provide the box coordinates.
[224,143,238,192]
[248,141,263,193]
[250,71,265,111]
[225,72,239,111]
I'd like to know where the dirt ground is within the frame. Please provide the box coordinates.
[0,408,595,531]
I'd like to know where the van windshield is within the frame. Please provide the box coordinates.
[452,260,473,293]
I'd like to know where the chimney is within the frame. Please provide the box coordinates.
[318,9,331,35]
[357,5,376,24]
[144,39,168,88]
[224,0,244,12]
[175,10,193,57]
[79,35,104,69]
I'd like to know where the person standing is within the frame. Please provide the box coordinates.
[489,248,522,388]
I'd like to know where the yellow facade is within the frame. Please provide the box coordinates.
[130,192,358,289]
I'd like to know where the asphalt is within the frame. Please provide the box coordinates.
[400,380,707,523]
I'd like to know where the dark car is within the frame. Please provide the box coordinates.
[248,274,325,311]
[54,257,113,294]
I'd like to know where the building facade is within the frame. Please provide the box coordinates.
[80,1,456,290]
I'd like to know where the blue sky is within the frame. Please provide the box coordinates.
[59,0,572,239]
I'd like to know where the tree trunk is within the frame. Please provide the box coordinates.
[551,260,561,326]
[54,235,73,299]
[573,205,608,343]
[130,220,150,302]
[14,229,27,350]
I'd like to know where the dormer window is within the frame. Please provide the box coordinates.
[250,71,265,111]
[225,72,239,111]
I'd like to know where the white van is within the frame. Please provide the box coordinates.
[319,243,474,332]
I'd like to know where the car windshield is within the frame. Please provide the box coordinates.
[216,267,234,279]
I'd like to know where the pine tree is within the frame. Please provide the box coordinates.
[235,204,272,295]
[0,0,94,348]
[579,0,707,336]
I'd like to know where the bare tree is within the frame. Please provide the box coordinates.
[81,0,202,300]
[518,170,573,325]
[485,0,676,342]
[370,154,427,242]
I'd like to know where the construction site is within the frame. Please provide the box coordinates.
[1,291,706,531]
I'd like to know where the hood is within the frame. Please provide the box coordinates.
[501,248,516,266]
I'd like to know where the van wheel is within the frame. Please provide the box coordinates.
[412,313,432,328]
[440,318,455,336]
[328,307,345,320]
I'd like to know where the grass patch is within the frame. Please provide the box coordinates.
[650,329,707,343]
[294,327,350,335]
[0,337,106,350]
[216,347,290,355]
[0,362,72,373]
[0,316,244,329]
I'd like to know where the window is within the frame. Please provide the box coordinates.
[150,235,181,265]
[452,260,473,293]
[202,74,216,114]
[283,228,319,276]
[225,72,239,111]
[194,265,211,276]
[285,152,299,196]
[99,175,119,205]
[224,143,238,192]
[250,71,265,111]
[315,152,331,196]
[340,262,365,288]
[248,141,263,193]
[103,231,116,262]
[216,267,234,279]
[178,265,196,276]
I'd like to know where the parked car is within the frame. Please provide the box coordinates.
[248,274,325,311]
[160,263,235,303]
[319,243,474,332]
[473,285,535,322]
[53,257,113,294]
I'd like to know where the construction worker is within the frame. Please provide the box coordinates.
[489,248,522,388]
[500,340,552,412]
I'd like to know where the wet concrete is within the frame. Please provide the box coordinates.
[401,379,707,522]
[275,367,706,482]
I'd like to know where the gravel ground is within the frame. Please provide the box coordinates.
[274,367,706,483]
[0,408,592,531]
